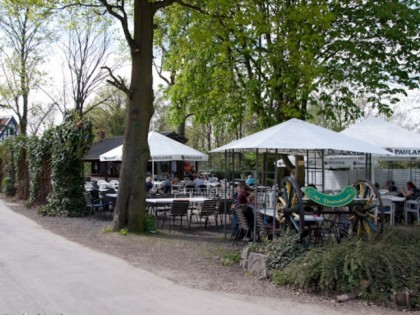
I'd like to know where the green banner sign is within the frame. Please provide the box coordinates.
[305,186,357,207]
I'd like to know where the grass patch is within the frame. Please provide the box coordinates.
[222,252,241,266]
[101,225,113,233]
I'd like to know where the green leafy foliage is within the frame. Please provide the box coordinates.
[159,1,419,134]
[12,136,29,200]
[27,131,53,206]
[250,232,311,270]
[144,213,156,233]
[1,140,16,196]
[221,252,241,266]
[39,111,93,217]
[274,228,420,309]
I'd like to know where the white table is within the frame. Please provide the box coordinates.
[259,208,323,223]
[146,197,210,229]
[146,197,209,204]
[381,196,406,202]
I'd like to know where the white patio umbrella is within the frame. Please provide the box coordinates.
[211,118,393,242]
[340,116,420,158]
[337,116,420,182]
[99,131,208,162]
[211,118,393,155]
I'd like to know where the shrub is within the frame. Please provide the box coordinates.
[249,232,311,270]
[2,176,16,196]
[144,213,156,233]
[274,228,420,309]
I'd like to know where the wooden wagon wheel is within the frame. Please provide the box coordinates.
[351,179,383,237]
[280,176,305,235]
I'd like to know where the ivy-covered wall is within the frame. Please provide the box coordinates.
[0,111,93,217]
[27,131,53,206]
[39,112,93,216]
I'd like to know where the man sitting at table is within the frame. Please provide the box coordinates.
[193,175,206,190]
[160,175,172,194]
[385,180,398,192]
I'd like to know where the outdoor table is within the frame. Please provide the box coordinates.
[259,208,323,223]
[381,196,406,202]
[146,197,210,229]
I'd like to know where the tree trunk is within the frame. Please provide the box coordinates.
[113,0,154,232]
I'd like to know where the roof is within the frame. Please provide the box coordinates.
[0,116,17,131]
[161,131,188,144]
[83,137,124,161]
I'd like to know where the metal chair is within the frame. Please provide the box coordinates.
[255,212,280,241]
[232,206,252,245]
[164,200,190,230]
[99,188,117,218]
[194,199,218,228]
[215,199,233,226]
[84,192,103,219]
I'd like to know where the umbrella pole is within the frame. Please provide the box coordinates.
[223,149,228,239]
[253,149,258,243]
[272,149,278,240]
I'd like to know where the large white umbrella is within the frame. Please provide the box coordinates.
[340,116,420,158]
[211,118,393,242]
[211,118,393,155]
[99,131,208,162]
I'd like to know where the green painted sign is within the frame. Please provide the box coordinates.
[305,186,357,207]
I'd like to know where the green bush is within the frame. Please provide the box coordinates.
[144,213,156,233]
[2,176,16,196]
[250,232,311,270]
[273,228,420,309]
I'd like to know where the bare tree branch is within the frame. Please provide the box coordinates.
[102,66,131,96]
[97,0,137,53]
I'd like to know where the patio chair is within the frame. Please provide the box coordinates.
[255,212,280,241]
[163,200,190,230]
[377,197,395,225]
[99,188,117,218]
[215,199,233,226]
[232,206,252,245]
[194,199,218,228]
[109,180,119,190]
[404,198,420,224]
[84,192,103,219]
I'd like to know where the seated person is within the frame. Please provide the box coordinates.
[171,177,180,191]
[145,176,153,193]
[400,181,420,200]
[209,174,219,183]
[245,175,255,187]
[160,175,172,194]
[193,175,205,189]
[183,177,195,189]
[385,180,398,192]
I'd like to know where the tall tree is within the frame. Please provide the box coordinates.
[0,0,54,135]
[59,9,117,117]
[85,0,205,232]
[160,0,419,132]
[158,0,419,185]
